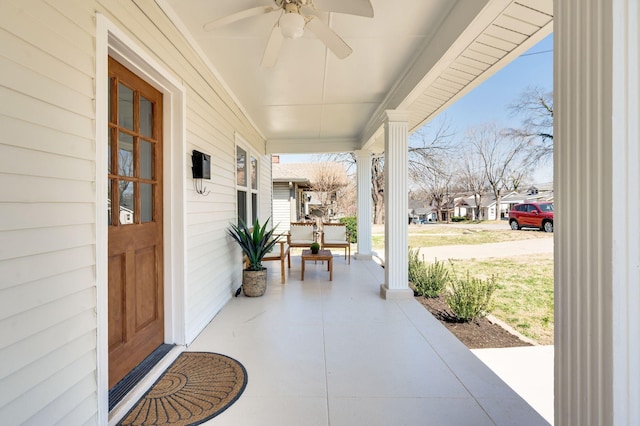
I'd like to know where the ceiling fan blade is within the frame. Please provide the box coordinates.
[203,5,278,31]
[311,0,374,18]
[261,23,285,67]
[306,17,353,59]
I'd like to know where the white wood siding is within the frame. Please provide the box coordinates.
[273,183,292,235]
[0,0,267,423]
[260,155,273,224]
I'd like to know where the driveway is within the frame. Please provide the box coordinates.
[417,236,553,263]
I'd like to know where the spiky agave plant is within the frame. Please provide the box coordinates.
[227,218,280,271]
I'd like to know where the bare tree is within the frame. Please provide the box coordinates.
[505,86,553,165]
[408,122,455,177]
[321,121,454,224]
[321,152,385,224]
[468,124,527,222]
[407,123,457,222]
[414,168,454,222]
[335,174,357,217]
[308,162,349,223]
[504,167,531,192]
[370,156,385,224]
[458,150,487,220]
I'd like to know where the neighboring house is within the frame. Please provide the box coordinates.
[455,187,554,221]
[272,159,346,233]
[271,159,311,235]
[453,195,474,219]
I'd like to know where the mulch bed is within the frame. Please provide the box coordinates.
[416,295,532,349]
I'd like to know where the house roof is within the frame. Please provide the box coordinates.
[272,162,346,187]
[272,163,312,184]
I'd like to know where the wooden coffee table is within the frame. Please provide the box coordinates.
[301,249,333,281]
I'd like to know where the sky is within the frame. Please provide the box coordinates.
[281,34,554,182]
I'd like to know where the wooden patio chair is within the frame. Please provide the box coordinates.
[286,222,316,267]
[320,223,351,264]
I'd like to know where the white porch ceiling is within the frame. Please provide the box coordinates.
[160,0,552,154]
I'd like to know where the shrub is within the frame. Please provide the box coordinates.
[408,247,424,285]
[408,248,450,298]
[339,216,357,243]
[446,270,497,322]
[450,216,467,222]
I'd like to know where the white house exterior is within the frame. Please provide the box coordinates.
[1,1,639,425]
[0,2,272,423]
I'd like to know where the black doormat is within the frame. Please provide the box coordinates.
[109,344,174,411]
[118,352,248,426]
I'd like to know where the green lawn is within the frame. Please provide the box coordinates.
[372,225,554,344]
[448,254,554,344]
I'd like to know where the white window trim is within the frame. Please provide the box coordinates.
[235,133,260,225]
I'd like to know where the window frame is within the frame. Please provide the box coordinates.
[235,135,260,226]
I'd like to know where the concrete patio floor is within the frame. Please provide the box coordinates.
[187,254,549,425]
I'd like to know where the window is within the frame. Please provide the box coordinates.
[108,75,160,226]
[236,146,247,224]
[236,139,259,226]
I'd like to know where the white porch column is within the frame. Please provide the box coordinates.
[354,150,373,260]
[556,1,640,425]
[380,110,412,299]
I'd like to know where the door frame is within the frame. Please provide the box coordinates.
[96,14,187,424]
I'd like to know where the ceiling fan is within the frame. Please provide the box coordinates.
[203,0,374,67]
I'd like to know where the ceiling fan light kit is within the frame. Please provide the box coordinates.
[280,11,305,39]
[203,0,374,67]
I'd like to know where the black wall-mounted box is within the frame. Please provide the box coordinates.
[192,150,211,179]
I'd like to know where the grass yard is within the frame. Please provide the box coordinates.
[372,226,550,250]
[448,254,554,344]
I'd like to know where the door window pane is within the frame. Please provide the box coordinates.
[108,131,113,174]
[140,140,153,180]
[141,183,153,223]
[118,83,134,130]
[236,146,246,187]
[118,132,134,177]
[140,96,153,137]
[108,179,113,225]
[119,181,135,224]
[251,156,257,190]
[108,77,113,121]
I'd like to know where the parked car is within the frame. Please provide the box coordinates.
[508,202,554,232]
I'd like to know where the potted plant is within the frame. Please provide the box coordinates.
[310,242,320,254]
[227,218,280,297]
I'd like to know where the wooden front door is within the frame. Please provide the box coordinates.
[107,57,164,388]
